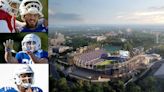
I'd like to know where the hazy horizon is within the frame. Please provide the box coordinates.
[49,0,164,26]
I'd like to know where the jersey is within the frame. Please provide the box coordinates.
[0,9,16,33]
[15,49,48,64]
[18,18,48,32]
[15,20,26,28]
[0,87,43,92]
[0,87,17,92]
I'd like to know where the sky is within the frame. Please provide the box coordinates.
[49,0,164,26]
[0,64,48,92]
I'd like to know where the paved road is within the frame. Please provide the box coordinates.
[49,56,60,80]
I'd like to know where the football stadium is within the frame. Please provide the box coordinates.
[73,48,129,75]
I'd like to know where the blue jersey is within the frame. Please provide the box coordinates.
[16,18,48,32]
[15,50,48,64]
[0,87,17,92]
[0,87,43,92]
[20,23,48,32]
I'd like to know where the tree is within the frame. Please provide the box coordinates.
[138,76,157,92]
[126,82,141,92]
[83,81,92,92]
[57,78,70,92]
[103,82,115,92]
[109,80,125,92]
[91,83,103,92]
[123,41,133,51]
[49,75,57,92]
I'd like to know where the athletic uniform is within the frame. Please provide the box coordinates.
[0,9,16,33]
[0,87,43,92]
[18,18,48,32]
[15,49,48,64]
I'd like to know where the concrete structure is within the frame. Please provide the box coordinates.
[97,36,107,42]
[154,63,164,79]
[119,50,130,58]
[54,46,72,53]
[50,32,65,46]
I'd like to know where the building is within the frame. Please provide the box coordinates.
[97,36,107,42]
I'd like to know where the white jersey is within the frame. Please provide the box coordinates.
[15,20,25,28]
[0,9,16,33]
[0,20,11,32]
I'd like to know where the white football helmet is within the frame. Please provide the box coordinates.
[19,0,43,21]
[0,0,21,16]
[0,0,11,13]
[22,33,41,52]
[8,0,22,16]
[14,65,34,88]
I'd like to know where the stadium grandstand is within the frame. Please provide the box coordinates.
[73,48,129,70]
[73,49,107,69]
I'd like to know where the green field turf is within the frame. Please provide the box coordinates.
[97,60,113,66]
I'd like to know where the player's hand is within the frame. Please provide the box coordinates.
[3,39,14,49]
[25,50,33,56]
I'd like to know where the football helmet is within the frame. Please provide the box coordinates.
[19,0,43,21]
[0,0,11,14]
[14,65,34,88]
[8,0,22,16]
[22,33,41,52]
[0,0,21,16]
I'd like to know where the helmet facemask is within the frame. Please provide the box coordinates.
[22,33,41,53]
[0,0,12,14]
[8,0,21,16]
[20,0,43,21]
[18,73,34,88]
[22,40,37,52]
[14,65,34,88]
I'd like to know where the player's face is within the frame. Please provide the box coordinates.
[24,13,40,28]
[19,73,33,84]
[10,2,19,16]
[25,41,36,51]
[10,2,18,8]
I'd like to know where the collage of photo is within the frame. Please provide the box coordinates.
[0,0,48,92]
[1,0,164,92]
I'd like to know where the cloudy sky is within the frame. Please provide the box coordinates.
[49,0,164,26]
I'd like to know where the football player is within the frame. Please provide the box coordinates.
[0,64,43,92]
[3,33,48,64]
[17,0,48,32]
[0,0,21,33]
